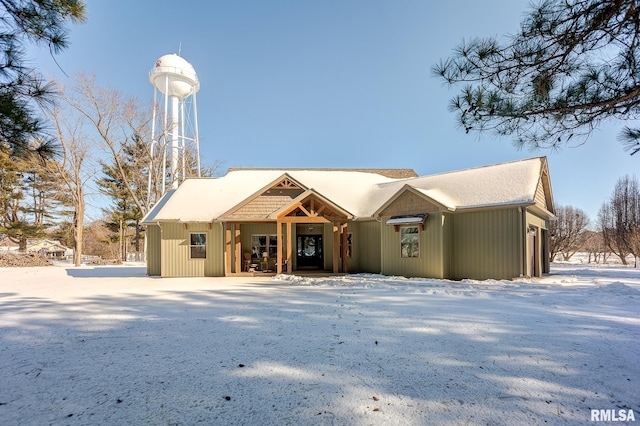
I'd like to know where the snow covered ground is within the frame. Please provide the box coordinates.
[0,262,638,425]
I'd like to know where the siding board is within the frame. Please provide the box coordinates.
[380,213,445,278]
[348,220,381,273]
[146,225,161,276]
[450,208,521,280]
[160,223,223,277]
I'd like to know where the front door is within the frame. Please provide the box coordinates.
[297,235,323,269]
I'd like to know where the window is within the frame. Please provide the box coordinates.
[190,233,207,259]
[400,226,419,258]
[251,235,278,259]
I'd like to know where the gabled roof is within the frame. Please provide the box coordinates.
[142,157,553,224]
[220,173,307,220]
[389,156,549,212]
[226,167,418,179]
[372,184,451,218]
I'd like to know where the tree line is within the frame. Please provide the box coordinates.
[551,175,640,265]
[3,0,640,267]
[0,2,226,266]
[0,74,218,265]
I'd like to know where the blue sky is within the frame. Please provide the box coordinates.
[30,0,635,223]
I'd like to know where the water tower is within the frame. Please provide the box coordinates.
[149,53,200,195]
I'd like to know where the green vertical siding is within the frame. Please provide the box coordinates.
[207,223,225,277]
[349,220,381,273]
[160,223,223,277]
[146,225,161,276]
[442,213,452,278]
[450,208,522,280]
[380,213,446,278]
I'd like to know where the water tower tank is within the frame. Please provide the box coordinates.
[149,53,200,99]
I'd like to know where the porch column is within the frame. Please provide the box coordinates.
[277,220,283,274]
[234,223,241,274]
[286,222,293,274]
[332,222,340,273]
[224,223,232,276]
[341,222,348,273]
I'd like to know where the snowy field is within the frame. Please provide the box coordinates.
[0,262,638,425]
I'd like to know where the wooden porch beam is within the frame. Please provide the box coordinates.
[277,220,283,274]
[224,223,232,276]
[279,216,330,224]
[297,203,311,217]
[332,222,340,273]
[234,224,241,274]
[286,222,292,274]
[341,222,348,273]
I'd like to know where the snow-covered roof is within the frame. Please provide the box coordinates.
[390,156,545,211]
[142,157,550,223]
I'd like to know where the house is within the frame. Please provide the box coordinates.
[141,157,554,280]
[26,239,72,259]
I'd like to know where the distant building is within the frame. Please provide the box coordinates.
[26,239,72,259]
[142,157,554,280]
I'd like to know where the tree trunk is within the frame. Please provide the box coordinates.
[119,219,124,262]
[18,235,27,252]
[73,199,84,266]
[135,220,141,261]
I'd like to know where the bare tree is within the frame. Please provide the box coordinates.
[549,205,590,261]
[64,73,154,215]
[582,231,610,264]
[599,175,640,265]
[599,201,629,264]
[46,102,92,266]
[83,220,119,260]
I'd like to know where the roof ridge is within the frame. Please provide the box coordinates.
[393,156,544,183]
[226,167,418,179]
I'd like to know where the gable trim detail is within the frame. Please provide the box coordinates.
[270,189,353,221]
[374,185,451,218]
[220,173,307,219]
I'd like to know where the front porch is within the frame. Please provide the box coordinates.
[227,270,349,278]
[223,191,353,276]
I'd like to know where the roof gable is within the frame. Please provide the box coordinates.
[271,189,353,221]
[374,185,447,217]
[221,174,307,220]
[532,157,554,215]
[395,157,548,211]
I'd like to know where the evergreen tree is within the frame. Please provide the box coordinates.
[96,140,145,261]
[0,149,51,250]
[0,0,85,157]
[434,0,640,153]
